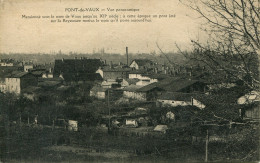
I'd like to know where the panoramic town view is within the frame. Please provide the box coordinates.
[0,0,259,162]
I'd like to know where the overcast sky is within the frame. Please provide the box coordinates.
[0,0,205,54]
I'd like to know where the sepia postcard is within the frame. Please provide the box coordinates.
[0,0,259,162]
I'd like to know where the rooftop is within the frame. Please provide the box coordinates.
[123,85,143,92]
[131,59,154,66]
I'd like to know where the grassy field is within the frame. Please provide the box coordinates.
[0,124,258,162]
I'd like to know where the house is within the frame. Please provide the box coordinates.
[90,86,107,99]
[30,69,46,78]
[157,92,206,109]
[0,59,15,67]
[136,74,168,86]
[5,72,38,94]
[24,64,34,72]
[68,120,78,131]
[53,58,103,83]
[128,70,159,86]
[123,85,145,101]
[96,66,132,80]
[0,73,7,93]
[42,72,54,78]
[237,91,260,120]
[135,83,165,101]
[101,78,129,89]
[129,59,154,70]
[128,70,147,79]
[125,119,138,127]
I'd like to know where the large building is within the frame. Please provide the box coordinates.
[4,72,38,94]
[53,58,103,83]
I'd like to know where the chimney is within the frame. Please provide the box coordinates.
[164,69,167,74]
[104,60,107,65]
[119,62,121,66]
[62,58,64,62]
[155,68,158,74]
[49,68,53,73]
[110,61,113,68]
[126,47,128,66]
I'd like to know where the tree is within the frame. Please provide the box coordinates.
[179,0,259,88]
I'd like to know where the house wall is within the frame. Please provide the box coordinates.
[245,106,259,119]
[96,69,104,78]
[136,80,151,86]
[0,62,13,66]
[5,78,21,94]
[125,119,138,127]
[24,65,34,72]
[123,91,146,101]
[129,73,142,79]
[42,73,54,78]
[0,84,6,93]
[129,61,139,69]
[157,98,205,109]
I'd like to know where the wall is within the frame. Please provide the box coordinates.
[129,61,139,69]
[0,84,6,93]
[157,98,205,109]
[5,78,21,94]
[129,73,142,79]
[24,65,34,72]
[245,106,259,119]
[123,91,146,101]
[96,69,104,78]
[0,63,13,66]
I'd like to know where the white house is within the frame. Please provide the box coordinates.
[5,72,38,94]
[24,65,34,72]
[157,92,206,109]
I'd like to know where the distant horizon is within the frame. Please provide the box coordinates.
[0,49,189,56]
